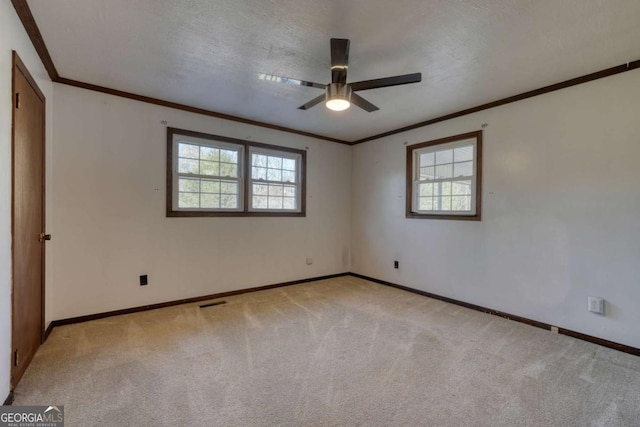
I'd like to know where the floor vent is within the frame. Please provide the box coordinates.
[199,301,227,309]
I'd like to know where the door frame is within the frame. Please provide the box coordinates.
[11,50,47,387]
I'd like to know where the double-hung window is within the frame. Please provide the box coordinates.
[173,136,243,211]
[249,147,302,212]
[167,128,305,217]
[406,131,482,220]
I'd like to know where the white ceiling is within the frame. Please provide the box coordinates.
[28,0,640,141]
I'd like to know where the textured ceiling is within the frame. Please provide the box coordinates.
[27,0,640,141]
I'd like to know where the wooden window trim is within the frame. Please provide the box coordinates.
[167,127,306,217]
[406,130,482,221]
[247,146,303,213]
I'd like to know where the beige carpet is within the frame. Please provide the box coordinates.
[13,276,640,426]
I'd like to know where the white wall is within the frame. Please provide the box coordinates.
[4,7,639,401]
[352,69,640,348]
[1,2,53,397]
[50,84,351,320]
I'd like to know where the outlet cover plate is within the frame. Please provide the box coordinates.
[587,296,605,315]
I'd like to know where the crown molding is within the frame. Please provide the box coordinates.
[10,0,350,145]
[12,0,640,146]
[55,77,351,144]
[352,59,640,145]
[10,0,58,80]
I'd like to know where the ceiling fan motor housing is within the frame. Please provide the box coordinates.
[263,38,421,111]
[326,83,352,103]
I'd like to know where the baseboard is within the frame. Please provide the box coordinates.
[42,271,640,358]
[349,273,640,357]
[43,322,54,342]
[557,328,639,356]
[3,392,14,406]
[50,272,350,328]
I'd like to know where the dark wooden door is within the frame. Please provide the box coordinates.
[11,51,46,389]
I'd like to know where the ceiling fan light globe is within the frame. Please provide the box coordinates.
[325,83,352,111]
[326,98,350,111]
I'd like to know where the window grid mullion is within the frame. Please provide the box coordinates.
[170,130,305,216]
[416,176,473,185]
[251,178,297,186]
[175,139,243,211]
[248,149,301,212]
[409,136,479,217]
[178,172,240,181]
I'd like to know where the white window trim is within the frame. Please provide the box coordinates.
[172,133,245,212]
[248,146,303,213]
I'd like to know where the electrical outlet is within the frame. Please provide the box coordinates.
[306,256,313,265]
[550,326,559,334]
[587,296,605,315]
[140,275,148,286]
[394,261,399,269]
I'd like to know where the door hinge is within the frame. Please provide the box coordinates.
[14,350,19,367]
[15,93,20,109]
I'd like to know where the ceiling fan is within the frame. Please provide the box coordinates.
[260,38,422,112]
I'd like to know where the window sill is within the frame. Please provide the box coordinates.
[167,210,306,218]
[405,212,481,221]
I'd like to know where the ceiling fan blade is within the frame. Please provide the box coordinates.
[259,73,326,89]
[298,94,326,110]
[330,38,350,85]
[350,73,422,91]
[350,93,379,112]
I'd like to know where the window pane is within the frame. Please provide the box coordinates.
[200,161,219,176]
[178,143,199,159]
[267,168,282,182]
[453,161,473,178]
[434,181,451,197]
[418,197,433,211]
[420,166,435,180]
[221,194,237,209]
[452,180,472,195]
[268,196,283,209]
[435,164,453,179]
[434,196,452,210]
[419,183,433,197]
[253,166,267,180]
[179,158,199,174]
[268,156,282,169]
[253,183,268,195]
[179,178,200,192]
[435,149,453,165]
[220,149,238,163]
[268,184,283,196]
[420,152,435,167]
[283,197,296,209]
[253,195,268,209]
[200,147,219,161]
[282,170,296,183]
[200,193,220,208]
[252,154,268,166]
[408,134,480,219]
[171,134,304,214]
[220,181,237,194]
[220,163,237,178]
[452,196,471,211]
[179,192,199,208]
[454,145,473,162]
[282,158,296,170]
[201,179,220,194]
